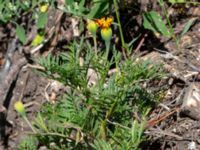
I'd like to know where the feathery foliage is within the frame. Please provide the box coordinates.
[19,36,164,149]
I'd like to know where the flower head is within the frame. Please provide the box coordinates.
[39,3,49,13]
[32,34,44,46]
[87,20,98,36]
[96,17,113,29]
[101,28,112,42]
[14,100,26,116]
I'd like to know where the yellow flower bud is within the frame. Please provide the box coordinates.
[39,3,49,13]
[101,28,112,42]
[31,34,44,46]
[87,20,98,36]
[14,101,25,116]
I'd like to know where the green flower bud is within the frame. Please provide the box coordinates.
[87,20,98,36]
[14,101,25,116]
[101,28,112,42]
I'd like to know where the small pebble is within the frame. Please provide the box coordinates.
[188,141,196,150]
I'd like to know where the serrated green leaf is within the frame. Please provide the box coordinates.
[143,14,156,33]
[143,11,171,38]
[37,12,48,29]
[65,0,74,5]
[16,24,26,44]
[87,1,109,18]
[180,18,195,37]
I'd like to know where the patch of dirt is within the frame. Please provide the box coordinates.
[2,68,48,149]
[0,6,70,149]
[140,19,200,149]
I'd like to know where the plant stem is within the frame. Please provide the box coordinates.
[23,116,37,133]
[113,0,125,48]
[30,132,73,142]
[161,3,179,49]
[105,41,110,60]
[93,35,97,57]
[100,120,106,139]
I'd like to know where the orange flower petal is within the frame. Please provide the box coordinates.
[96,17,113,29]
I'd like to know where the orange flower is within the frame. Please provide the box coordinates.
[95,17,113,29]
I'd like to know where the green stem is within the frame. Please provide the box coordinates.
[23,116,37,133]
[113,0,125,48]
[105,41,110,60]
[93,35,97,57]
[100,120,106,139]
[161,3,179,49]
[29,132,73,142]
